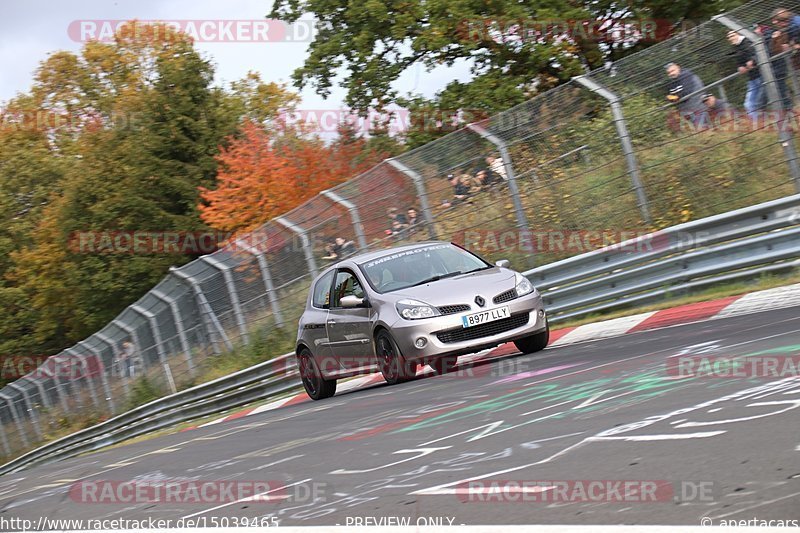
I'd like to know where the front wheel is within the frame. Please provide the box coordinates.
[297,348,337,400]
[376,330,416,385]
[513,324,550,354]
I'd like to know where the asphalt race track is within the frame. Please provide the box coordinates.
[1,308,799,528]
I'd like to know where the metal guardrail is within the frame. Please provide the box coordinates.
[526,194,800,321]
[2,195,800,476]
[0,354,300,476]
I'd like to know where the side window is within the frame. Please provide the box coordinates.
[332,270,365,308]
[312,270,335,309]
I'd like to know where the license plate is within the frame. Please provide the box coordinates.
[461,306,511,328]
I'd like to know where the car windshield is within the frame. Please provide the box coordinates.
[359,244,491,293]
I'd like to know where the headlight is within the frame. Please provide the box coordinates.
[515,273,534,296]
[396,299,439,320]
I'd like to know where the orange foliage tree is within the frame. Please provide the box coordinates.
[199,121,385,232]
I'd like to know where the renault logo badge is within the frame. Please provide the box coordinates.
[475,295,485,307]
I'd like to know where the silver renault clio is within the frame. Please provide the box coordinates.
[295,242,549,399]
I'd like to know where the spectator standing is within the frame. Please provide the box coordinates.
[727,31,765,120]
[336,236,357,257]
[406,207,419,227]
[665,63,706,121]
[485,154,507,181]
[768,9,796,110]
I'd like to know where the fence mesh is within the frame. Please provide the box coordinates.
[2,0,800,462]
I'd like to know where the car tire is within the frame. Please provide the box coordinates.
[297,348,337,400]
[430,356,458,375]
[376,330,416,385]
[513,323,550,354]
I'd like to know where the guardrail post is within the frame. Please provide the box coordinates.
[275,217,319,279]
[151,290,196,377]
[320,189,369,250]
[0,392,29,448]
[95,332,130,396]
[169,268,233,354]
[714,15,800,192]
[65,347,100,410]
[201,256,249,345]
[386,159,438,240]
[234,237,285,327]
[573,75,653,223]
[77,340,116,415]
[7,382,42,441]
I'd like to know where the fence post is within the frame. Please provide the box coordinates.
[234,237,284,327]
[467,122,533,233]
[320,189,369,250]
[77,340,115,415]
[151,290,196,377]
[0,392,29,448]
[26,374,50,410]
[0,417,11,456]
[714,15,800,191]
[169,268,233,354]
[573,75,653,223]
[275,217,318,279]
[131,304,169,366]
[96,332,130,397]
[201,256,249,345]
[6,382,41,441]
[65,347,100,410]
[43,359,69,413]
[386,159,439,240]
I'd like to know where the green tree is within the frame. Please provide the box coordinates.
[7,22,299,350]
[269,0,745,122]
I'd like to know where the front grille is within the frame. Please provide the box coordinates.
[493,288,518,304]
[436,313,529,344]
[437,304,471,315]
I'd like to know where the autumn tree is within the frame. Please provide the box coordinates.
[199,121,389,233]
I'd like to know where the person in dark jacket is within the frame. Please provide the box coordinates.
[767,9,796,110]
[665,63,706,121]
[727,30,765,119]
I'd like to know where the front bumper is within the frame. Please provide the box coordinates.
[389,291,547,361]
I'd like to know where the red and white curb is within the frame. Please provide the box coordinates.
[187,282,800,430]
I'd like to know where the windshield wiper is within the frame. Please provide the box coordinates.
[408,270,463,288]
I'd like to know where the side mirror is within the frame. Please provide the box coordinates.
[340,295,366,308]
[495,259,511,268]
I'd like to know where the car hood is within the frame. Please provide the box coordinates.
[386,267,517,306]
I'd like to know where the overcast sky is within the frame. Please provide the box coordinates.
[1,0,473,117]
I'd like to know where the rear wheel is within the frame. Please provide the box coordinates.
[297,348,336,400]
[376,330,416,384]
[429,355,458,375]
[513,323,550,354]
